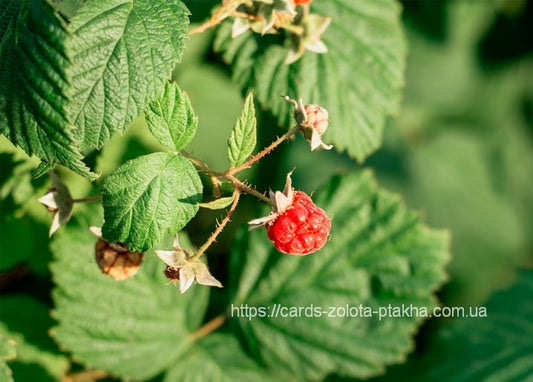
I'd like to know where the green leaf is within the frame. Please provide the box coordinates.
[198,196,235,210]
[145,81,198,151]
[0,334,15,382]
[0,0,94,179]
[51,210,210,380]
[373,270,533,382]
[0,295,69,381]
[214,0,406,161]
[164,334,271,382]
[404,130,528,305]
[230,171,449,380]
[101,152,202,252]
[67,0,190,151]
[227,93,257,167]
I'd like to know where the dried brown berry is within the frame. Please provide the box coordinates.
[164,265,180,281]
[90,227,144,280]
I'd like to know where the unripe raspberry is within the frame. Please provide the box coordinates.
[302,104,329,135]
[267,191,330,255]
[283,96,332,151]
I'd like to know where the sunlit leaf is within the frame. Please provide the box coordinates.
[0,0,94,179]
[51,210,209,380]
[67,0,190,150]
[215,0,406,161]
[227,93,257,167]
[230,171,449,380]
[145,81,198,152]
[101,152,202,252]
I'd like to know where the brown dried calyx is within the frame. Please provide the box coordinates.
[38,171,73,237]
[229,0,331,64]
[155,235,222,294]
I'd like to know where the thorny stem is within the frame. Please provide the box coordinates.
[182,124,301,258]
[183,124,300,205]
[189,0,245,35]
[227,174,273,206]
[72,195,102,203]
[188,314,227,343]
[226,125,301,175]
[191,189,241,260]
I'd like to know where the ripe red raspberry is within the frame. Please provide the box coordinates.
[267,191,330,255]
[294,0,313,5]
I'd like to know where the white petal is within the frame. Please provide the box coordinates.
[232,18,250,38]
[179,268,195,294]
[154,250,181,268]
[282,170,294,196]
[89,226,102,237]
[310,130,332,151]
[273,190,291,212]
[49,213,61,237]
[285,49,300,64]
[196,266,223,288]
[305,39,328,54]
[247,215,276,230]
[38,192,58,209]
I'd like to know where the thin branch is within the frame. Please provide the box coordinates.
[189,0,245,35]
[227,125,300,175]
[182,151,213,174]
[188,314,227,343]
[72,195,102,203]
[191,189,241,260]
[63,369,108,382]
[228,174,273,206]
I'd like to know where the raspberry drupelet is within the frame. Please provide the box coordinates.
[267,191,330,255]
[249,172,331,256]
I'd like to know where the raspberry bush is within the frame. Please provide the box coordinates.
[1,0,532,381]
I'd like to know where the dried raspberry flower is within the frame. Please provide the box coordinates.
[284,96,333,151]
[155,236,222,294]
[249,172,331,255]
[285,9,331,64]
[90,227,144,280]
[231,0,297,38]
[38,171,73,237]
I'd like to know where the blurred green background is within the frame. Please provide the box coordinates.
[1,0,532,380]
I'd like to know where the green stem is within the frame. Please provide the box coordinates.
[72,195,102,203]
[191,189,241,260]
[227,125,300,175]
